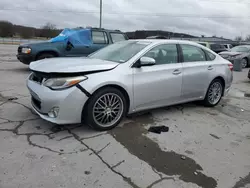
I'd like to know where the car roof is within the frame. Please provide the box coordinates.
[91,28,123,33]
[130,39,209,46]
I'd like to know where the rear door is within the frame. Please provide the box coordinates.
[133,43,183,111]
[179,44,210,101]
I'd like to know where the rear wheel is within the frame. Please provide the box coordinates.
[203,79,223,107]
[84,87,127,131]
[36,53,56,60]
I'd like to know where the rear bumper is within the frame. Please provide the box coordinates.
[17,54,34,64]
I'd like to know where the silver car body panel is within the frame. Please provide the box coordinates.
[27,39,233,124]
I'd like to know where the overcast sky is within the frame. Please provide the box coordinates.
[0,0,250,39]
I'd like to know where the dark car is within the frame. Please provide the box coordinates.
[17,28,128,65]
[210,43,228,54]
[219,45,250,68]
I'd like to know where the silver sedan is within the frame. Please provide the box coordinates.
[27,40,233,130]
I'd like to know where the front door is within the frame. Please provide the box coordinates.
[133,44,183,111]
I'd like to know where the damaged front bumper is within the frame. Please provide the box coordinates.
[27,79,89,124]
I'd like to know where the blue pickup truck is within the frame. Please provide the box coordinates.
[17,28,128,65]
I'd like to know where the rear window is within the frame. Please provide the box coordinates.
[110,33,126,43]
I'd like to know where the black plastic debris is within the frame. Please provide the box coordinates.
[8,97,18,101]
[245,93,250,98]
[148,126,169,134]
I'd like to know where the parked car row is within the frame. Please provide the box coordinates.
[196,41,250,68]
[197,42,230,54]
[219,45,250,68]
[26,39,233,130]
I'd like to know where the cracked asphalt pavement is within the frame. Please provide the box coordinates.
[1,44,250,188]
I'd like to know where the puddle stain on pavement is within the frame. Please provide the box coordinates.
[110,113,217,188]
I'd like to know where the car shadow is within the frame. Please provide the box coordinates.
[30,101,220,141]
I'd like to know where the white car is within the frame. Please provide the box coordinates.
[27,40,233,130]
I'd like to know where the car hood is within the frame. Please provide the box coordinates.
[29,57,119,73]
[219,51,243,56]
[20,41,65,48]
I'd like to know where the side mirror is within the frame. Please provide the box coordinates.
[140,57,156,66]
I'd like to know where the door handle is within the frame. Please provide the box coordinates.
[208,65,213,70]
[173,69,181,75]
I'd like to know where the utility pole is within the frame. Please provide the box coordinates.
[99,0,102,28]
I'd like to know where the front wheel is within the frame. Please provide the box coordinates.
[203,79,224,107]
[84,87,127,131]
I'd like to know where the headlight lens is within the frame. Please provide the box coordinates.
[43,76,87,90]
[21,47,31,54]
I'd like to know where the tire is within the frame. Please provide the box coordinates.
[241,58,248,68]
[84,87,127,131]
[36,53,56,60]
[203,79,224,107]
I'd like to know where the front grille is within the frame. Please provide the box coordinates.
[18,46,22,53]
[31,96,41,109]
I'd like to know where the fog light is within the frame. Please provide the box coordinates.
[48,107,60,118]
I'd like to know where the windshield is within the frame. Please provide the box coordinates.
[231,46,250,52]
[89,41,150,63]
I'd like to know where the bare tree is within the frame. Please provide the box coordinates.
[40,22,58,38]
[235,36,243,41]
[19,27,34,39]
[0,21,14,37]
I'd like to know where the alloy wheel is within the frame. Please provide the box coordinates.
[92,93,124,128]
[208,82,222,105]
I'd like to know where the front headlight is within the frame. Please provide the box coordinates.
[43,76,88,90]
[21,47,31,54]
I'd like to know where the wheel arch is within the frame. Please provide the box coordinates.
[210,76,226,96]
[35,50,59,60]
[81,84,131,122]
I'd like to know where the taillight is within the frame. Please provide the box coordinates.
[228,63,233,71]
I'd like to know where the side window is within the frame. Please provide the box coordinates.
[110,33,126,43]
[181,44,206,62]
[92,31,108,44]
[205,50,216,61]
[144,44,178,65]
